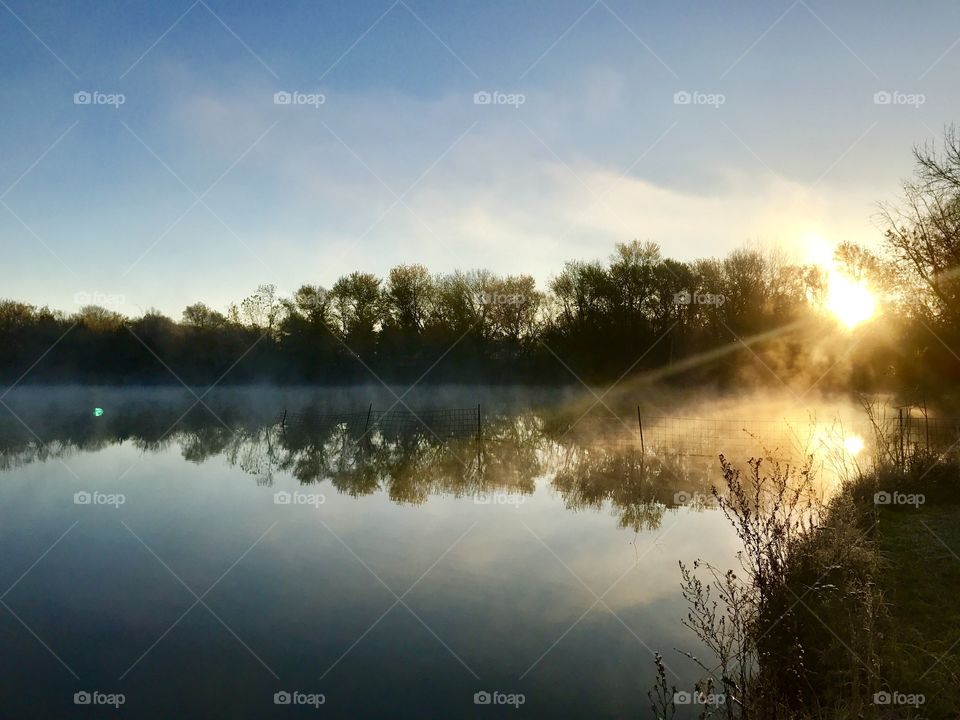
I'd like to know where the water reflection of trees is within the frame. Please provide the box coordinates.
[0,407,726,531]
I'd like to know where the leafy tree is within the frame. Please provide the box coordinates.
[182,303,227,329]
[433,270,494,338]
[487,274,542,344]
[383,265,434,333]
[74,305,124,331]
[331,273,382,362]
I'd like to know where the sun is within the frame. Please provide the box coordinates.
[824,270,877,329]
[805,234,878,329]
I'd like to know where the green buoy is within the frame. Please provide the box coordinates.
[93,407,104,417]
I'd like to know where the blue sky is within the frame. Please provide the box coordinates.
[2,0,959,317]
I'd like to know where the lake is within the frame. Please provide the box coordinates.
[0,386,871,718]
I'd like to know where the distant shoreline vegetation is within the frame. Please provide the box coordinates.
[3,127,960,390]
[0,239,921,389]
[0,238,945,389]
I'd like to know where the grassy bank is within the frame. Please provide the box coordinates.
[847,456,960,717]
[869,503,960,716]
[656,451,960,719]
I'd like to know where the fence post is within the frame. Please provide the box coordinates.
[365,403,372,431]
[906,409,912,458]
[476,404,483,479]
[898,408,904,468]
[637,405,645,458]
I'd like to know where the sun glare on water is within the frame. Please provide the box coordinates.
[812,426,865,458]
[843,434,865,456]
[806,235,878,329]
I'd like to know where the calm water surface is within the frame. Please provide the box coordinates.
[0,387,865,718]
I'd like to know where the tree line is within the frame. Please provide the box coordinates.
[0,244,841,386]
[3,127,960,392]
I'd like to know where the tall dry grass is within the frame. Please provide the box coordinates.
[654,453,884,719]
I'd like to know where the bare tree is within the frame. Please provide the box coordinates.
[882,125,960,323]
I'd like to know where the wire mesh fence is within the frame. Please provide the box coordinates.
[881,413,960,448]
[279,406,482,439]
[564,411,960,460]
[563,415,821,457]
[277,405,960,459]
